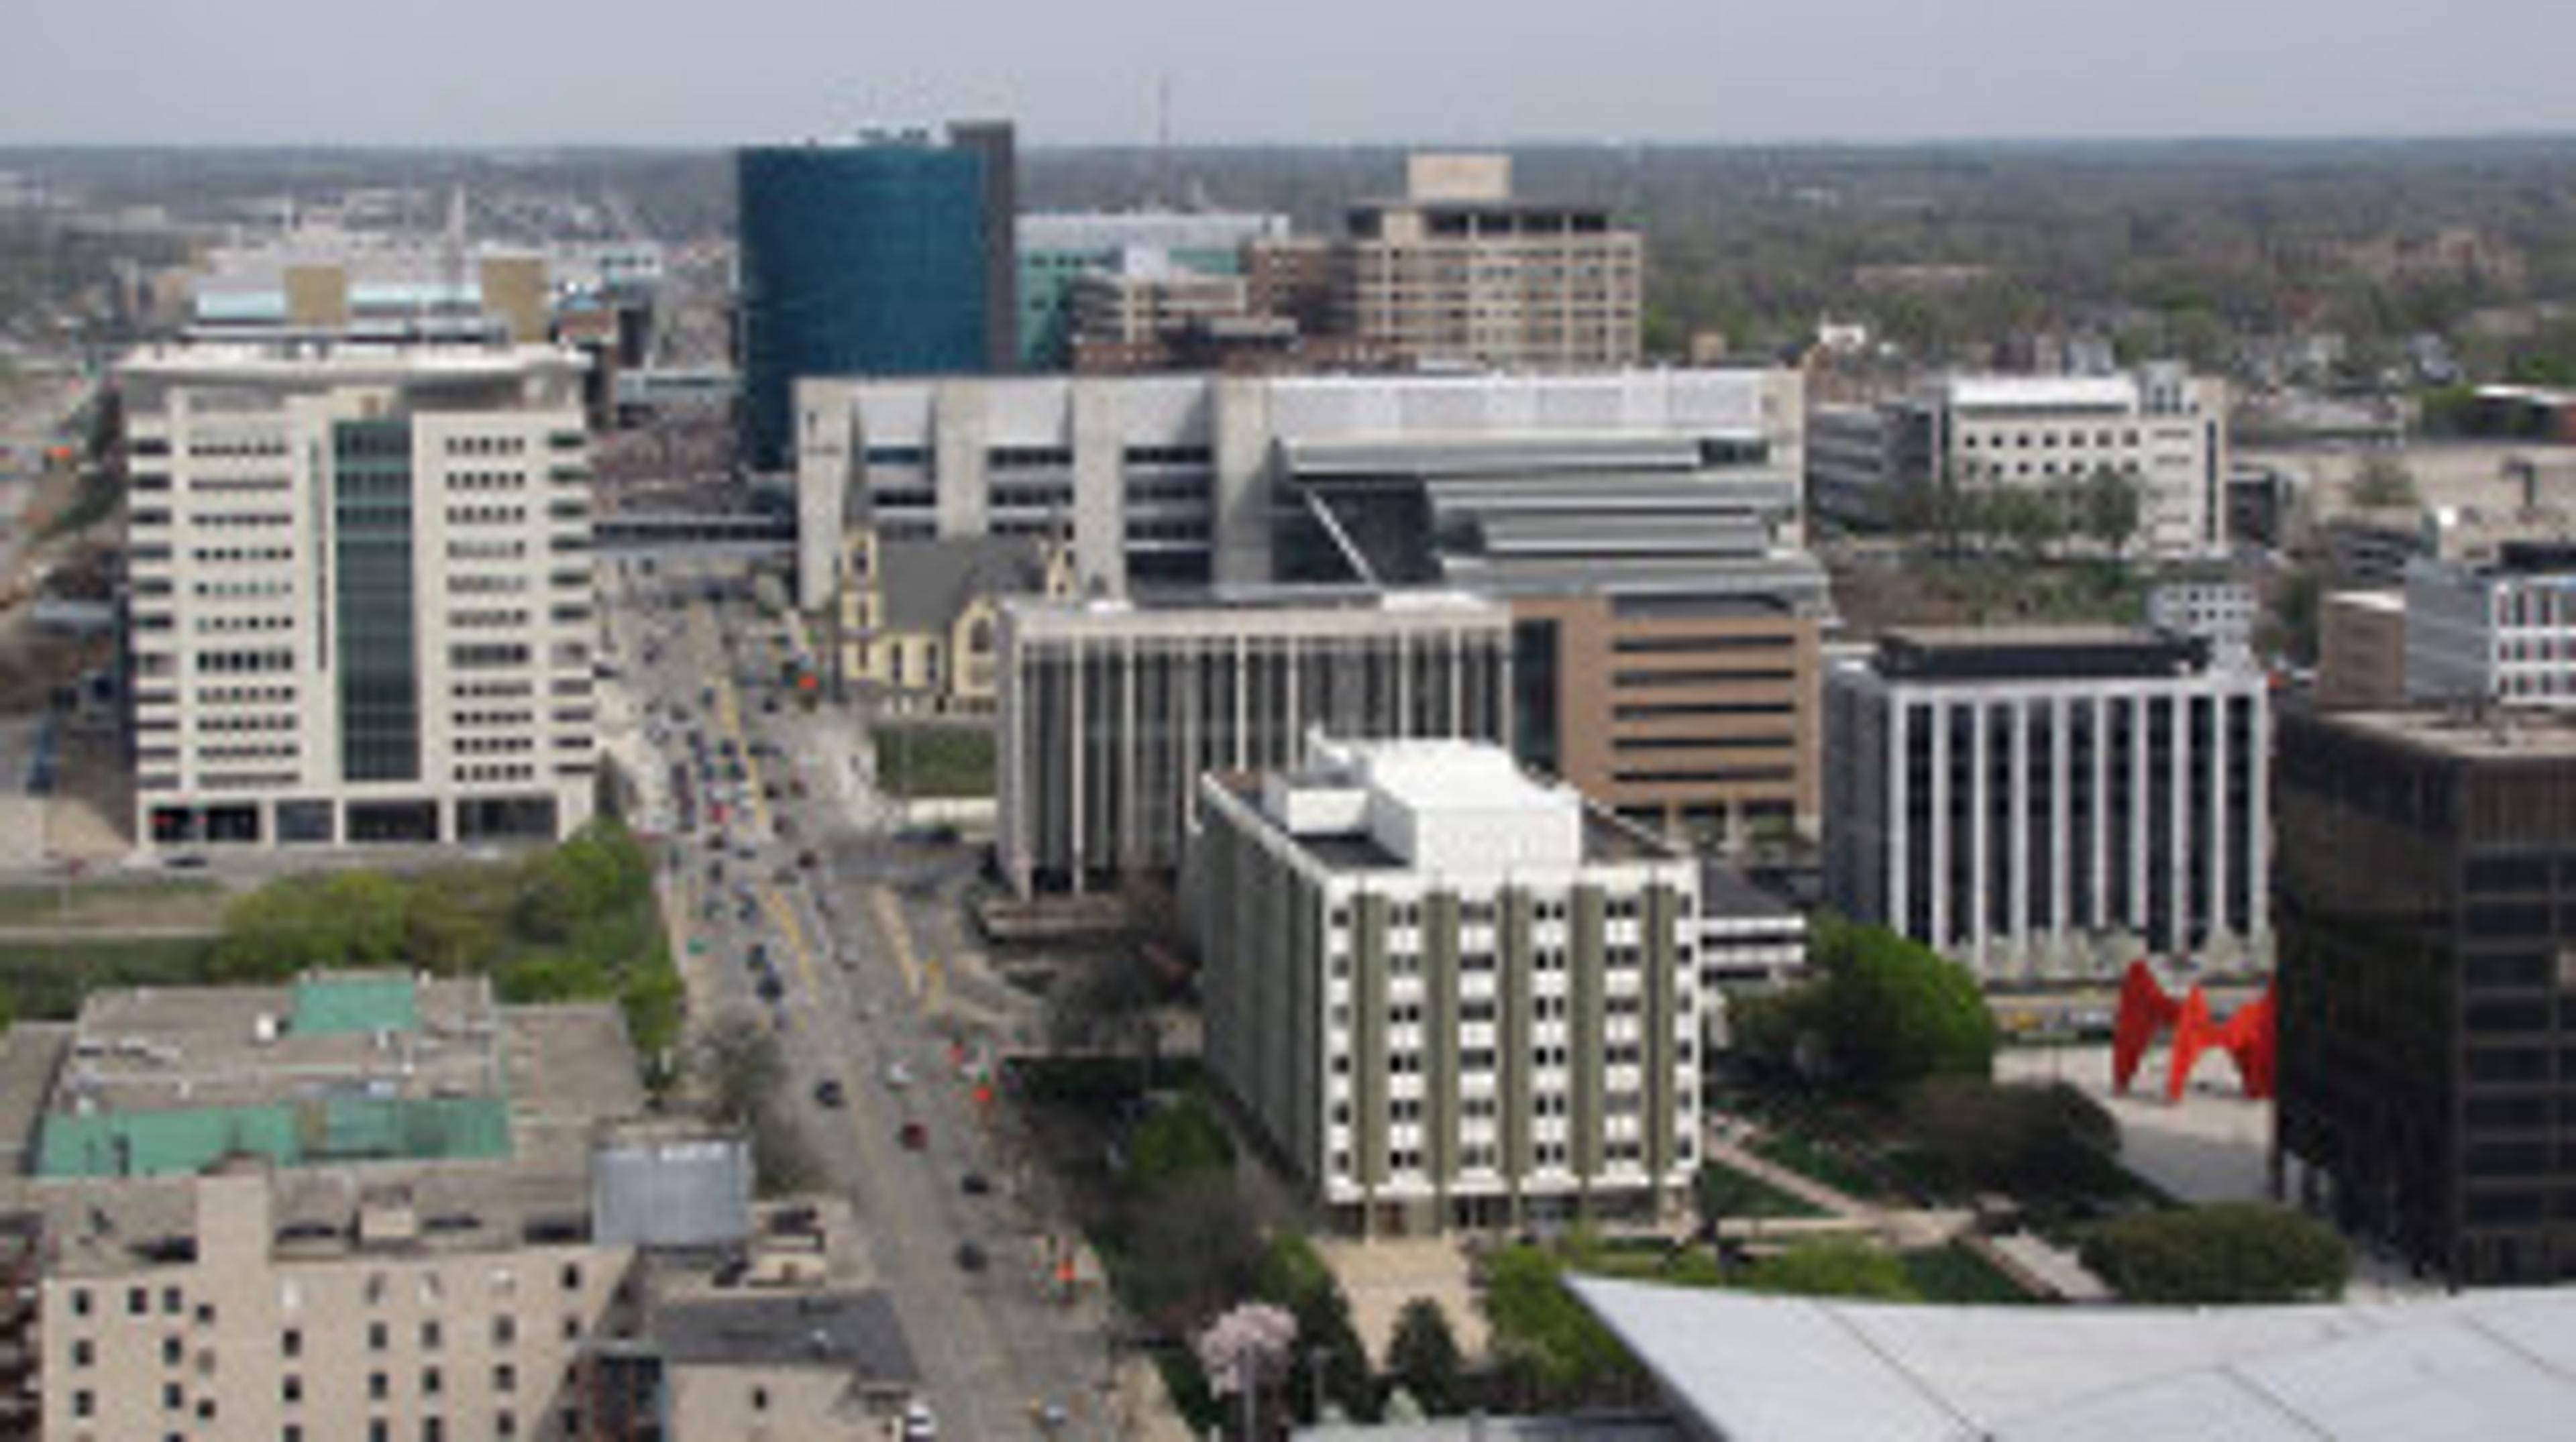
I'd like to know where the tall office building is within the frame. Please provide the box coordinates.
[1336,154,1642,370]
[996,590,1513,895]
[1193,736,1701,1233]
[735,123,1014,472]
[119,342,599,852]
[2275,708,2576,1286]
[1808,366,2231,560]
[1823,628,2270,981]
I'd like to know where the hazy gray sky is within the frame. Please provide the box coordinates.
[8,0,2574,146]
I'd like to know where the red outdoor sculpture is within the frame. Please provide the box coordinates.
[2110,960,2275,1103]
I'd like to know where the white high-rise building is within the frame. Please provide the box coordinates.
[1823,627,2271,981]
[120,342,600,850]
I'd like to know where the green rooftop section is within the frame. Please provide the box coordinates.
[290,975,420,1036]
[36,1093,513,1178]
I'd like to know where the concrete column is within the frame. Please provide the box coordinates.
[1969,698,1992,973]
[2050,691,2072,948]
[1928,695,1951,950]
[2008,695,2031,977]
[2130,691,2152,936]
[1071,380,1127,594]
[2090,694,2110,932]
[1233,633,1249,769]
[1068,638,1086,891]
[931,379,987,541]
[2170,685,2192,957]
[2209,687,2230,944]
[1887,697,1910,934]
[2249,688,2272,954]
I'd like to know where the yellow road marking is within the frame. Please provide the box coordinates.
[869,885,924,999]
[760,883,822,1007]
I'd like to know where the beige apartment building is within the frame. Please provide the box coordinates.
[1337,154,1643,370]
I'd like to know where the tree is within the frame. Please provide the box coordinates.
[1803,919,1997,1097]
[2081,1203,2349,1304]
[2345,453,2419,510]
[1125,1172,1262,1329]
[2078,465,2145,561]
[1746,1238,1920,1300]
[1481,1244,1643,1410]
[1385,1298,1466,1417]
[1123,1092,1236,1195]
[1985,486,2065,563]
[401,880,498,975]
[1901,1076,2122,1203]
[1253,1233,1376,1423]
[693,1013,786,1127]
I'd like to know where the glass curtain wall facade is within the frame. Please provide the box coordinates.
[737,138,1004,472]
[331,419,419,783]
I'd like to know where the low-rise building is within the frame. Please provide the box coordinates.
[2146,575,2258,670]
[2406,543,2576,708]
[2316,590,2408,710]
[1193,735,1703,1233]
[835,528,1074,714]
[998,589,1514,895]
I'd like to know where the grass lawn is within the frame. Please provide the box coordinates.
[0,878,227,930]
[1751,1129,1895,1204]
[873,723,996,799]
[1902,1242,2040,1304]
[0,935,216,1018]
[1697,1156,1831,1220]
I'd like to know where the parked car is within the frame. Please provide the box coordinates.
[814,1078,846,1109]
[898,1120,928,1151]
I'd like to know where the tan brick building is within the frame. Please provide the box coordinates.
[1511,593,1821,847]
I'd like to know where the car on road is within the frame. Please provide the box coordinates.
[960,1172,991,1197]
[900,1401,938,1441]
[797,849,818,869]
[953,1241,987,1273]
[880,1058,911,1089]
[813,1078,845,1109]
[755,974,784,1003]
[898,1120,928,1151]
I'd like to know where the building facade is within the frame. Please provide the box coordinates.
[120,343,599,852]
[1193,736,1701,1233]
[2404,545,2576,708]
[1015,210,1289,370]
[2146,576,2257,671]
[1823,628,2271,981]
[1336,154,1642,371]
[2275,708,2576,1286]
[1808,366,2230,560]
[996,590,1513,895]
[835,528,1075,714]
[1508,592,1821,845]
[735,123,1014,472]
[793,368,1809,606]
[2317,590,2409,710]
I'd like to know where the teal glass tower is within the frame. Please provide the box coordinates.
[736,123,1014,472]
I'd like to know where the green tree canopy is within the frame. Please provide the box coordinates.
[1254,1233,1376,1423]
[1385,1296,1466,1417]
[2080,1203,2350,1304]
[1483,1243,1644,1410]
[1901,1076,2123,1203]
[2345,453,2420,510]
[1746,1238,1921,1301]
[1767,920,1996,1097]
[1124,1092,1236,1195]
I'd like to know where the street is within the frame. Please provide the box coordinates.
[602,557,1122,1440]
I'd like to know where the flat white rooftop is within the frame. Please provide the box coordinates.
[1940,374,2140,413]
[1574,1276,2576,1442]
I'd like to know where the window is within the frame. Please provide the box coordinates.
[423,1366,443,1396]
[492,1315,517,1347]
[421,1320,442,1351]
[72,1337,93,1368]
[371,1421,390,1442]
[494,1412,515,1439]
[423,1421,445,1442]
[164,1380,183,1410]
[282,1327,303,1358]
[369,1321,390,1352]
[283,1375,303,1404]
[162,1334,182,1366]
[494,1363,517,1394]
[752,1386,769,1413]
[70,1287,91,1318]
[370,1372,389,1401]
[72,1390,92,1419]
[129,1286,149,1316]
[286,1427,305,1442]
[561,1315,581,1341]
[559,1263,582,1292]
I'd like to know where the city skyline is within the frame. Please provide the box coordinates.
[6,0,2576,148]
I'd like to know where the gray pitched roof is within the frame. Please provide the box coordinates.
[876,535,1049,632]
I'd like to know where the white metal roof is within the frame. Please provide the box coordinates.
[1571,1276,2576,1442]
[1941,375,2139,413]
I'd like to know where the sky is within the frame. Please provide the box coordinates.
[6,0,2575,148]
